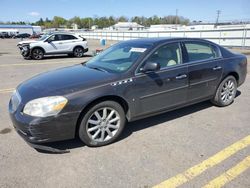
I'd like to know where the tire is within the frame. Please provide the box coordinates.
[73,47,84,58]
[32,48,44,60]
[211,76,237,107]
[79,101,126,147]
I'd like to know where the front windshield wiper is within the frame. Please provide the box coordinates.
[84,64,108,73]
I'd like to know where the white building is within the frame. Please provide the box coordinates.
[113,22,144,31]
[0,25,41,35]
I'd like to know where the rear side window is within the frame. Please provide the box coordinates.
[184,41,220,62]
[62,35,77,40]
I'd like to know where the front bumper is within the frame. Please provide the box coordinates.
[9,101,79,144]
[17,44,31,58]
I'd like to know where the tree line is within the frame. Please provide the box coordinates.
[0,15,190,29]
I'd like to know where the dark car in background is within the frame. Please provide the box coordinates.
[0,32,11,38]
[9,38,247,148]
[13,33,31,39]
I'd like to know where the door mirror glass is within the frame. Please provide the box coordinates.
[140,62,160,73]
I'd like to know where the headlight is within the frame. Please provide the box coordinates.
[23,96,68,117]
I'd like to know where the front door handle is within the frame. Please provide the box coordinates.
[176,74,187,80]
[213,66,222,71]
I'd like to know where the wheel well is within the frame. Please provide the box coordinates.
[75,95,129,137]
[226,72,239,85]
[31,47,45,54]
[73,45,84,51]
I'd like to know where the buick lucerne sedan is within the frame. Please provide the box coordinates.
[9,38,247,147]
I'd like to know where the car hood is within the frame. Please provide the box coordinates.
[17,64,117,102]
[18,40,38,45]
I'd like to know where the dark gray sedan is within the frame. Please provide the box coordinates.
[9,38,247,148]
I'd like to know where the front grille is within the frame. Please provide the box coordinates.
[10,90,21,112]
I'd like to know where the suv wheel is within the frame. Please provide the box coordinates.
[73,47,84,57]
[32,48,44,60]
[79,101,126,147]
[211,76,237,107]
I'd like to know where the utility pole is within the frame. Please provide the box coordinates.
[175,9,178,25]
[215,10,221,27]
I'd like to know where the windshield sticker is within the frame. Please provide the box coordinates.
[130,48,147,53]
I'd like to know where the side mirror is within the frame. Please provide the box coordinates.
[140,62,160,73]
[47,39,52,43]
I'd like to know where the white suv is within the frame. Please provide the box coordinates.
[17,33,88,60]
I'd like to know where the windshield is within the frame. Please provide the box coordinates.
[86,42,152,73]
[38,34,49,41]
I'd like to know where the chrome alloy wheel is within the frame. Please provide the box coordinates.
[86,107,121,142]
[220,79,236,103]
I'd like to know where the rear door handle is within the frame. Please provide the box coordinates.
[213,66,222,71]
[176,74,187,80]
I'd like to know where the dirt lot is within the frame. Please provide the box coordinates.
[0,39,250,188]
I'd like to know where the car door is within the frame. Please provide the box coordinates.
[42,34,61,53]
[59,34,79,51]
[133,42,189,117]
[183,41,223,102]
[50,34,69,52]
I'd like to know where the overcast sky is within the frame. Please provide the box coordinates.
[0,0,249,23]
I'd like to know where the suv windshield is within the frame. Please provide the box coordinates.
[86,42,152,73]
[38,34,49,41]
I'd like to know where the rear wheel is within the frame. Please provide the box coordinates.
[32,48,44,60]
[211,76,237,107]
[73,47,84,58]
[78,101,126,147]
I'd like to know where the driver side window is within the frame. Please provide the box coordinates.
[147,42,182,69]
[47,35,56,42]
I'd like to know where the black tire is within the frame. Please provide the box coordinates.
[32,48,44,60]
[211,76,237,107]
[79,101,126,147]
[73,47,84,58]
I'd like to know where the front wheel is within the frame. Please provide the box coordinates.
[211,76,237,107]
[73,47,84,58]
[32,48,44,60]
[78,101,126,147]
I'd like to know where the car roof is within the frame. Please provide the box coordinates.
[46,32,75,36]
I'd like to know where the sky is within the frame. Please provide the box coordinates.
[0,0,249,23]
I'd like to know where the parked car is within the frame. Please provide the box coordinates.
[14,33,31,39]
[9,38,247,149]
[0,32,10,38]
[17,33,88,60]
[29,33,42,39]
